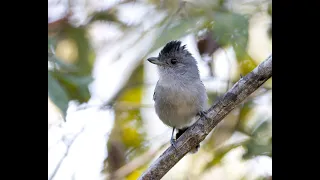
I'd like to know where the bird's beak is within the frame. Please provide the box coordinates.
[147,57,165,66]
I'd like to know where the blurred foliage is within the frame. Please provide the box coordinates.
[237,101,257,134]
[201,94,271,175]
[47,2,127,118]
[126,167,145,180]
[149,15,207,54]
[211,11,249,61]
[203,141,245,171]
[48,22,96,118]
[267,3,272,38]
[105,64,148,178]
[48,0,272,179]
[48,0,272,117]
[48,71,69,117]
[205,108,241,149]
[242,120,272,159]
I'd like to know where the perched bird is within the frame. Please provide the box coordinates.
[147,40,208,153]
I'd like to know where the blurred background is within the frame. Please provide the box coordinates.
[48,0,272,180]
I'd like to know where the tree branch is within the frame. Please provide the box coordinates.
[138,54,272,180]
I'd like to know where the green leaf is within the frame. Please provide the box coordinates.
[48,36,58,47]
[251,120,271,137]
[61,25,95,76]
[149,16,206,54]
[49,56,79,72]
[205,108,241,149]
[48,37,57,58]
[238,55,258,75]
[211,11,249,61]
[48,37,54,49]
[48,26,95,109]
[268,3,272,16]
[236,100,255,134]
[242,120,272,159]
[242,141,272,159]
[51,71,93,103]
[48,71,69,118]
[203,142,244,171]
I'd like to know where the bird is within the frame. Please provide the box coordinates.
[147,40,208,153]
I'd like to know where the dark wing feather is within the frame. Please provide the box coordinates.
[153,81,159,101]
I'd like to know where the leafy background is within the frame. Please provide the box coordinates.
[48,0,272,180]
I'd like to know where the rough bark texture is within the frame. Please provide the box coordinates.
[138,54,272,180]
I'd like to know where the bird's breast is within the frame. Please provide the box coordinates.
[154,80,204,128]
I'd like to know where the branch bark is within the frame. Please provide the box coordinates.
[138,54,272,180]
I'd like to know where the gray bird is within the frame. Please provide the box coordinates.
[147,40,208,153]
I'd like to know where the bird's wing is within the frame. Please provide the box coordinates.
[153,80,159,101]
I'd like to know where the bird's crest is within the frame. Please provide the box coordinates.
[159,40,190,57]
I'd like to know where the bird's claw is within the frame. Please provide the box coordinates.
[170,127,178,150]
[170,138,177,150]
[197,111,209,119]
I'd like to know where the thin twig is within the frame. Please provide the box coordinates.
[49,127,85,180]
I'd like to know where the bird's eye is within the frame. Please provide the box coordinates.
[171,58,177,64]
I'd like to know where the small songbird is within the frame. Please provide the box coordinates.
[147,40,208,153]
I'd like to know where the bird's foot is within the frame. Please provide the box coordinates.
[170,127,177,150]
[176,128,187,140]
[197,111,209,119]
[170,138,177,150]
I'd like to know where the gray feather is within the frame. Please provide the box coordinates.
[152,41,208,129]
[149,40,208,153]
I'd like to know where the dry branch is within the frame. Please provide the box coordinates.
[49,128,85,180]
[138,54,272,180]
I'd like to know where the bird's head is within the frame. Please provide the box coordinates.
[147,40,199,79]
